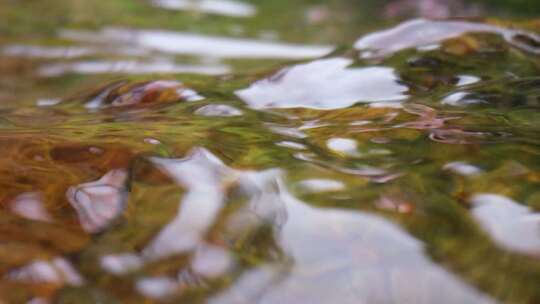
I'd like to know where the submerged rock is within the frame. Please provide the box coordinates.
[84,80,203,109]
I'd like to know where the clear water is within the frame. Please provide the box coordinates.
[0,1,540,303]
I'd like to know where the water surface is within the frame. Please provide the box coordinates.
[0,0,540,303]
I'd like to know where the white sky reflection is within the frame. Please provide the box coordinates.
[60,27,333,59]
[39,59,230,76]
[66,148,498,303]
[355,18,540,58]
[471,193,540,255]
[8,257,84,286]
[66,170,128,233]
[126,148,495,304]
[210,167,495,304]
[151,0,257,17]
[10,192,52,222]
[2,45,96,59]
[144,148,232,260]
[236,57,408,109]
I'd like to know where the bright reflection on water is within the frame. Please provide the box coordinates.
[151,0,257,17]
[8,257,84,287]
[101,148,495,303]
[40,60,230,76]
[2,23,334,78]
[471,194,540,256]
[144,149,230,260]
[67,170,128,233]
[202,151,494,304]
[60,28,333,59]
[10,193,52,222]
[296,178,345,193]
[2,45,97,59]
[355,18,540,59]
[236,58,408,109]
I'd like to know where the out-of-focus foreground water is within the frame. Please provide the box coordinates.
[0,0,539,303]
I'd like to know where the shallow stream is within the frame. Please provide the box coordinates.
[0,1,539,303]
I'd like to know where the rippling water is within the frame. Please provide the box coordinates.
[0,0,540,303]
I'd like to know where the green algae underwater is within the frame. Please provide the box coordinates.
[0,0,540,303]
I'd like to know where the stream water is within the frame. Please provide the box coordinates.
[0,0,539,303]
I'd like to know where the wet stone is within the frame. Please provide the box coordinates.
[83,80,203,109]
